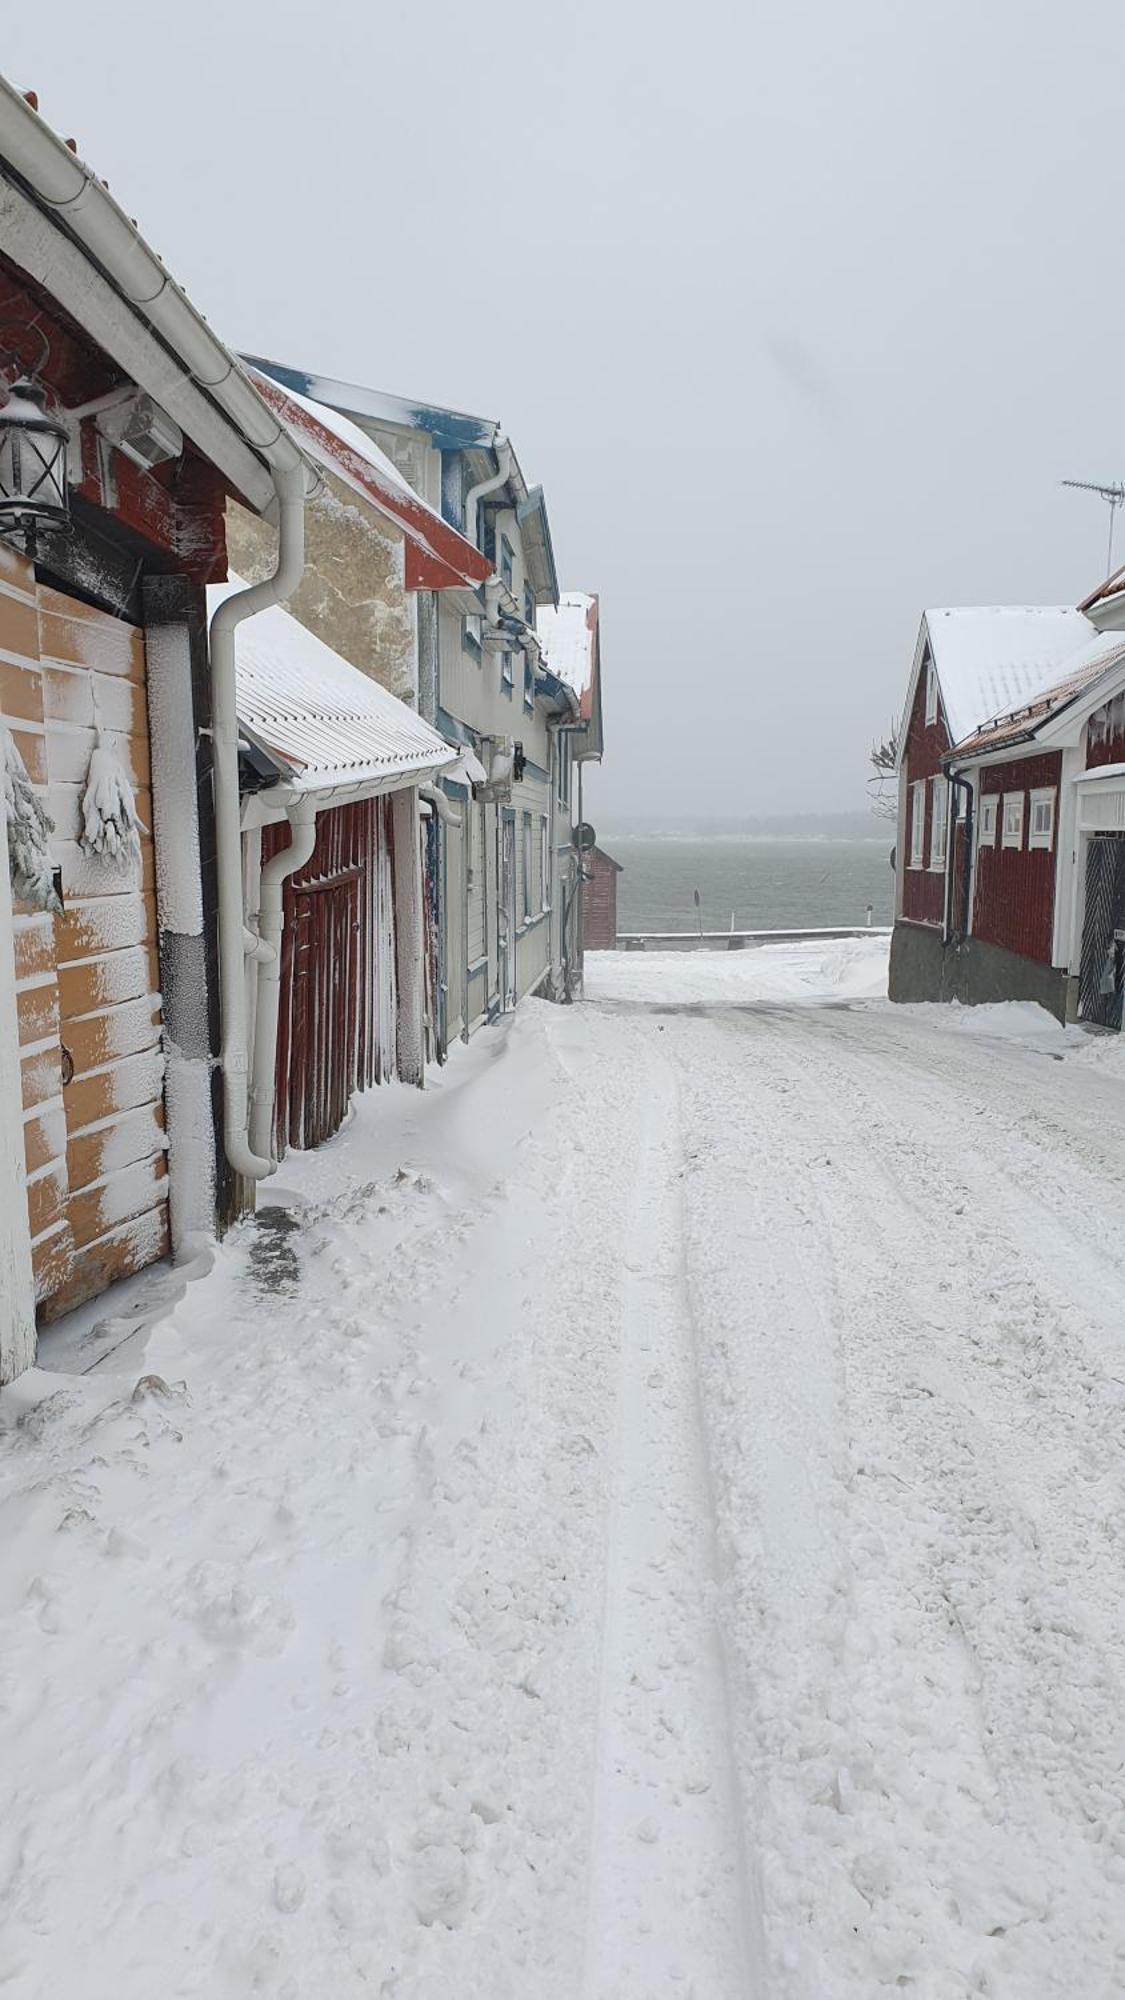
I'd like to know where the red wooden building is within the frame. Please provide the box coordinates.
[582,845,622,950]
[891,601,1125,1023]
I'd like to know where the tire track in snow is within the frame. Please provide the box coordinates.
[583,1033,764,1998]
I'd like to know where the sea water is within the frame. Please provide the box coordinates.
[604,834,894,936]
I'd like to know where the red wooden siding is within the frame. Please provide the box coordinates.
[900,657,948,926]
[972,750,1061,965]
[583,848,621,949]
[265,797,397,1155]
[1086,691,1125,770]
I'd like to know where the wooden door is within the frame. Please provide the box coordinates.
[269,797,396,1157]
[2,545,168,1321]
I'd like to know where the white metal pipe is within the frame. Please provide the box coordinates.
[248,798,318,1162]
[419,781,462,828]
[211,471,307,1178]
[464,439,510,550]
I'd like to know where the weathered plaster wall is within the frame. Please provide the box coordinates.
[226,472,415,698]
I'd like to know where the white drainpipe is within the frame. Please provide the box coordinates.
[464,439,511,552]
[419,782,462,828]
[247,795,318,1163]
[210,470,307,1179]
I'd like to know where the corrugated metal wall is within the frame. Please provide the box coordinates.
[266,796,397,1155]
[973,750,1061,964]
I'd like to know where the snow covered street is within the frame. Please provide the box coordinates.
[5,936,1125,1996]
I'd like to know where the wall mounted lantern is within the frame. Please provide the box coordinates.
[0,325,70,556]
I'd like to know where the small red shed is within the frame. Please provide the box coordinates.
[583,846,622,951]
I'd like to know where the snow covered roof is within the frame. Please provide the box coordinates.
[951,628,1125,757]
[925,607,1096,746]
[537,593,596,704]
[246,370,491,592]
[209,578,456,795]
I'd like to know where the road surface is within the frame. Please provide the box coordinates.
[3,940,1125,1998]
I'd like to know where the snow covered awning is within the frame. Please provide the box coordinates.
[208,578,457,802]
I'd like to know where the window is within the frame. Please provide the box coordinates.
[478,506,496,565]
[1002,792,1024,849]
[925,662,938,727]
[500,534,514,591]
[540,815,550,911]
[978,794,998,846]
[929,778,948,869]
[524,584,536,627]
[524,654,534,712]
[501,650,514,694]
[909,779,926,867]
[558,737,571,809]
[521,812,532,920]
[1029,787,1056,851]
[462,613,482,663]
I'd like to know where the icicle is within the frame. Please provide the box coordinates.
[3,718,61,913]
[79,732,145,871]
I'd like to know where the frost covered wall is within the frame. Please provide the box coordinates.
[1086,690,1125,770]
[226,473,416,700]
[1,544,170,1324]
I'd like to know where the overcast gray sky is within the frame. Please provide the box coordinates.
[7,2,1124,823]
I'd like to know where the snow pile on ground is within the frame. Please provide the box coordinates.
[4,948,1125,1997]
[584,932,890,1007]
[0,1011,635,1998]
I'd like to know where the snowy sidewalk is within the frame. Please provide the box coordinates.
[5,936,1125,1997]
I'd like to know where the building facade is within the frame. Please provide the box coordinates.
[890,602,1125,1022]
[246,360,607,1046]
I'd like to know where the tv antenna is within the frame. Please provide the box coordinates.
[1061,478,1125,575]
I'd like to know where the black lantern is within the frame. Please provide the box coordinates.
[0,373,70,555]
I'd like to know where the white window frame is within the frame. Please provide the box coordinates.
[909,779,926,868]
[929,777,948,871]
[1028,787,1055,852]
[978,794,998,847]
[925,662,938,727]
[1002,791,1024,849]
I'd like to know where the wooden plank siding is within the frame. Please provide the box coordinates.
[2,551,170,1322]
[972,750,1062,966]
[900,655,949,927]
[265,796,398,1157]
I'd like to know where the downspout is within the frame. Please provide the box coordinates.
[247,796,318,1163]
[211,465,307,1179]
[419,782,461,827]
[464,438,511,551]
[943,769,974,946]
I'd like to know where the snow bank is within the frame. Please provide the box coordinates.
[584,933,890,1007]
